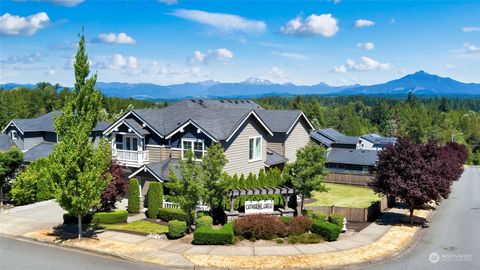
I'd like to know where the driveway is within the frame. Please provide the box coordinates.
[0,200,64,236]
[361,166,480,270]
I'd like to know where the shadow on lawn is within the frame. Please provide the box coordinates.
[48,224,100,242]
[376,202,434,227]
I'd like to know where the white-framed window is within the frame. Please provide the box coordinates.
[181,138,205,160]
[249,136,262,161]
[11,130,19,140]
[114,134,139,151]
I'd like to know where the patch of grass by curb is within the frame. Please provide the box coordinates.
[102,220,168,235]
[307,183,383,208]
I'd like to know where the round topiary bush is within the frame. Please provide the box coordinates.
[311,220,341,241]
[168,219,187,239]
[195,215,213,229]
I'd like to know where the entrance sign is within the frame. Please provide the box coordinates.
[245,200,274,214]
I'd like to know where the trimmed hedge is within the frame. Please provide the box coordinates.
[305,210,328,222]
[312,220,341,241]
[168,220,187,239]
[128,178,140,213]
[158,208,188,222]
[193,223,234,245]
[92,210,128,224]
[195,216,213,229]
[328,214,345,229]
[63,212,93,224]
[147,182,163,219]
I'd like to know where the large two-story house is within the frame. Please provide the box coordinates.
[1,111,108,162]
[103,99,313,195]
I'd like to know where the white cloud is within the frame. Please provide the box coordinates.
[462,43,480,53]
[158,0,177,5]
[170,9,266,34]
[1,52,46,64]
[268,66,286,79]
[273,51,307,60]
[46,0,84,7]
[334,57,390,72]
[398,68,407,75]
[280,14,339,37]
[462,26,480,33]
[188,48,234,65]
[0,12,50,36]
[94,53,139,70]
[45,69,56,76]
[354,19,375,28]
[357,42,375,50]
[93,32,136,44]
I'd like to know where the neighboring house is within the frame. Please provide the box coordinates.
[309,128,358,149]
[103,99,313,196]
[0,133,15,152]
[310,128,397,175]
[1,111,109,162]
[358,133,397,151]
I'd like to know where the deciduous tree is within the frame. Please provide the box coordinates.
[201,143,229,213]
[0,147,23,205]
[100,160,127,211]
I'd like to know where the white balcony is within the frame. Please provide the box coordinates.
[112,149,149,167]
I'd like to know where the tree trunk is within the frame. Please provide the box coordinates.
[300,193,305,215]
[409,205,415,225]
[0,186,3,206]
[77,214,83,240]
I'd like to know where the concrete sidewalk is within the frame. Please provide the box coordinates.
[1,200,430,269]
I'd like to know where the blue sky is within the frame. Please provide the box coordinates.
[1,0,479,86]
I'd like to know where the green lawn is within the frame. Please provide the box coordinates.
[102,220,168,235]
[306,183,383,208]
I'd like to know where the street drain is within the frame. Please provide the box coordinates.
[441,246,458,251]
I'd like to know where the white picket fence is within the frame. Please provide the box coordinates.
[162,200,210,212]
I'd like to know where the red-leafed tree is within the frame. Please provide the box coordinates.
[100,160,127,211]
[369,138,457,224]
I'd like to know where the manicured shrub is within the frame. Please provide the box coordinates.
[280,216,293,225]
[312,220,341,241]
[168,220,187,239]
[328,214,345,229]
[92,210,128,224]
[128,178,140,213]
[233,215,287,240]
[288,233,322,244]
[305,210,328,222]
[288,216,313,236]
[63,212,93,224]
[193,223,234,245]
[147,182,163,219]
[195,216,213,229]
[101,160,127,212]
[158,208,189,222]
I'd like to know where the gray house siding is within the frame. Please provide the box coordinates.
[43,132,57,143]
[222,115,268,176]
[284,118,311,163]
[169,125,213,149]
[266,133,285,156]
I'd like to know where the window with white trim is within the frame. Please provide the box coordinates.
[11,130,19,140]
[249,136,262,161]
[182,138,205,160]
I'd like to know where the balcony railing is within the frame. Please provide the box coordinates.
[112,149,149,166]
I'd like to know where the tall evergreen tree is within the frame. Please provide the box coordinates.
[47,32,111,239]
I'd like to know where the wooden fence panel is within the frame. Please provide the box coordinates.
[324,173,374,186]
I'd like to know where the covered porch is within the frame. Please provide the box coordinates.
[109,119,151,167]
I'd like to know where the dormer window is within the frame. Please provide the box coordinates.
[249,136,262,161]
[11,130,19,140]
[182,138,205,160]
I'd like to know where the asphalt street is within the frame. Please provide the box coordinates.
[361,166,480,270]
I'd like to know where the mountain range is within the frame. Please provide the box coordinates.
[2,71,479,99]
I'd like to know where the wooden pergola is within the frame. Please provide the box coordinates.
[226,186,296,212]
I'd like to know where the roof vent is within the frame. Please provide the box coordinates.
[190,99,196,103]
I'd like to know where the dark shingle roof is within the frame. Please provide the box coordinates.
[173,99,264,110]
[24,142,55,162]
[265,149,288,166]
[326,148,378,166]
[361,133,397,147]
[11,111,109,133]
[0,134,15,151]
[310,128,358,147]
[142,159,201,181]
[124,119,150,135]
[255,110,304,133]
